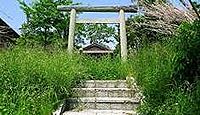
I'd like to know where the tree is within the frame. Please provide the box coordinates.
[18,0,73,48]
[179,0,200,19]
[127,0,197,51]
[75,23,117,47]
[18,0,117,49]
[193,1,200,12]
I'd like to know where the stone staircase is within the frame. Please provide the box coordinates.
[55,80,141,115]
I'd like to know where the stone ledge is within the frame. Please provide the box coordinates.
[73,88,132,91]
[63,109,137,115]
[68,97,140,103]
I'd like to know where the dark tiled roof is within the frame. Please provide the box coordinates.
[82,43,112,51]
[0,18,19,38]
[0,18,19,45]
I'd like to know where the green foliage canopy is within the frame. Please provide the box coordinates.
[18,0,117,49]
[76,24,117,46]
[18,0,73,47]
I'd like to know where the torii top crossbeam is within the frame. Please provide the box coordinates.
[57,5,137,61]
[57,5,138,12]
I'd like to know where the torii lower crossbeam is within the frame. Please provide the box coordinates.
[57,5,137,61]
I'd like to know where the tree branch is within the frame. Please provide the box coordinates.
[188,0,200,20]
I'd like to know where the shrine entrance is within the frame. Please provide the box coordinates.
[57,5,137,61]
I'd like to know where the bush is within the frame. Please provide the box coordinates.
[129,43,177,114]
[130,20,200,115]
[172,20,200,84]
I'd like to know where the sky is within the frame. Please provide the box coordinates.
[0,0,133,34]
[0,0,198,34]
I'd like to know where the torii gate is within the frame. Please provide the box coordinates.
[57,5,137,61]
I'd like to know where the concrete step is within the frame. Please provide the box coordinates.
[67,97,139,110]
[73,88,136,98]
[63,110,137,115]
[83,80,128,88]
[53,79,141,115]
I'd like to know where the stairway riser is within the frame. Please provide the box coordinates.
[84,82,127,88]
[70,103,138,110]
[73,90,136,98]
[63,111,137,115]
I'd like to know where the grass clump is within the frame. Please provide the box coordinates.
[129,43,177,114]
[0,47,85,115]
[0,47,130,115]
[131,20,200,115]
[82,56,129,80]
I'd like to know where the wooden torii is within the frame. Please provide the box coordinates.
[57,5,137,61]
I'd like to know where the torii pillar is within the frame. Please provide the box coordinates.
[68,9,76,54]
[57,5,138,61]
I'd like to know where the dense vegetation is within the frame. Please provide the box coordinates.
[17,0,116,48]
[0,48,81,114]
[1,0,200,115]
[0,47,129,114]
[1,20,199,114]
[131,20,200,114]
[17,0,73,47]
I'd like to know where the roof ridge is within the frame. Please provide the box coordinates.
[0,18,20,35]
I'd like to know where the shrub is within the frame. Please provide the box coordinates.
[172,20,200,84]
[131,20,200,115]
[129,43,177,114]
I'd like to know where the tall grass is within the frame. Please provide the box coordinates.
[128,43,177,114]
[82,56,129,80]
[0,47,129,115]
[0,47,85,114]
[1,21,199,115]
[130,20,200,115]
